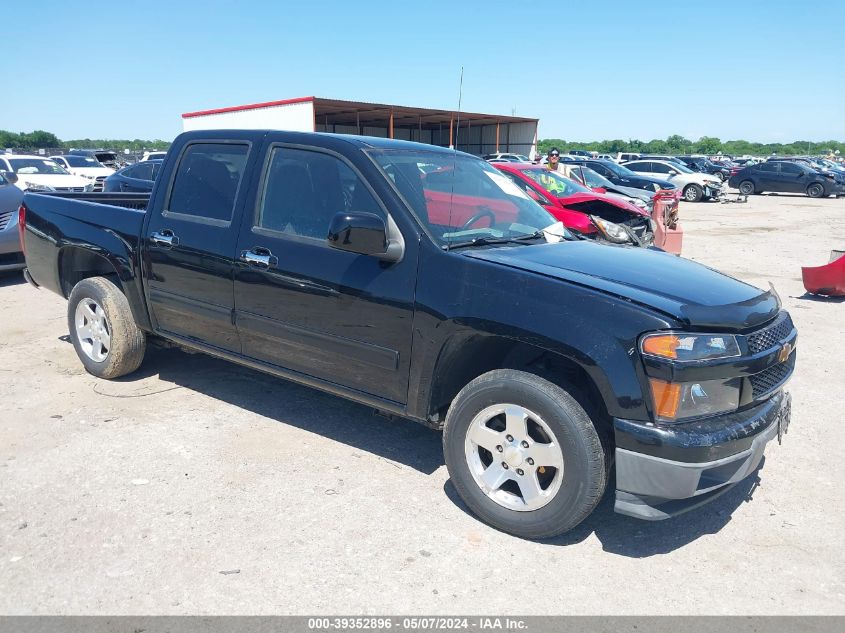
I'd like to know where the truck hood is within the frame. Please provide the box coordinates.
[463,241,780,330]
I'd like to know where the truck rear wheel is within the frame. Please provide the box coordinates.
[67,276,146,379]
[443,369,607,539]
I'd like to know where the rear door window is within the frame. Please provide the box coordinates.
[166,143,249,223]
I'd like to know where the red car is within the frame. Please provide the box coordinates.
[494,163,655,248]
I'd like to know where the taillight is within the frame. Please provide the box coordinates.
[18,205,26,256]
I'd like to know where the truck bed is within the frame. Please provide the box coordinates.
[34,191,150,211]
[21,191,150,304]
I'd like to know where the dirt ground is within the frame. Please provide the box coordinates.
[1,192,843,615]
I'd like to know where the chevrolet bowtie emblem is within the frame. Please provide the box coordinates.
[778,342,794,363]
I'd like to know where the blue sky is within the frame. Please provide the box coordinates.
[4,0,844,143]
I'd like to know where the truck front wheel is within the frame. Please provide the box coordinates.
[443,370,607,539]
[67,277,146,379]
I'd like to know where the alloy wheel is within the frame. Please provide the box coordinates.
[464,404,564,512]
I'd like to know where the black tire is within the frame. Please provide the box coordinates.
[683,184,703,202]
[807,183,825,198]
[67,276,146,379]
[739,180,756,196]
[442,369,607,539]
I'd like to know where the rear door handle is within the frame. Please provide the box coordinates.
[150,229,179,247]
[240,247,277,269]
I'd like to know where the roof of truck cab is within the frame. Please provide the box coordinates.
[177,129,475,157]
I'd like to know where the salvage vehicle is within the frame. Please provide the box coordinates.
[0,170,24,272]
[568,159,677,195]
[729,161,841,198]
[558,164,654,210]
[49,155,114,192]
[19,130,796,539]
[559,164,683,255]
[493,162,654,247]
[623,160,723,202]
[0,155,93,193]
[103,159,163,193]
[67,149,121,170]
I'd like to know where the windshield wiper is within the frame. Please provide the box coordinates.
[445,231,546,250]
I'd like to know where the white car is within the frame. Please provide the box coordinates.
[0,155,93,193]
[622,159,723,202]
[50,155,114,192]
[141,151,168,162]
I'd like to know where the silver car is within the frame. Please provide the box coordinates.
[0,170,24,273]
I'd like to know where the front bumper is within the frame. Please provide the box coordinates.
[704,184,723,198]
[613,391,791,520]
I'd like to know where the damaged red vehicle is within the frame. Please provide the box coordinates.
[493,163,656,248]
[802,250,845,296]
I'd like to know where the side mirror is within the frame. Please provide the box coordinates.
[593,187,607,194]
[1,171,17,185]
[328,212,393,259]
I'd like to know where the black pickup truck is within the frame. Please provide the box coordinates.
[19,130,796,539]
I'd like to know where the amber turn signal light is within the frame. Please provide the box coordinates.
[649,378,682,419]
[641,334,680,359]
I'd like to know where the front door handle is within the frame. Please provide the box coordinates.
[150,229,179,247]
[240,247,277,269]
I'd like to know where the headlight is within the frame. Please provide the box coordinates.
[649,377,741,422]
[591,216,631,243]
[24,182,55,192]
[641,332,740,361]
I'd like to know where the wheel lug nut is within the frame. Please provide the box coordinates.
[516,469,524,476]
[506,435,513,442]
[496,445,503,452]
[521,440,529,448]
[502,462,509,469]
[527,458,534,465]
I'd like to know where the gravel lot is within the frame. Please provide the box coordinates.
[1,192,843,615]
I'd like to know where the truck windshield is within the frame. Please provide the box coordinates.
[64,156,100,168]
[10,159,70,175]
[370,150,558,247]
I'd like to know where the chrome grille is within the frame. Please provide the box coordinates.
[53,186,86,193]
[746,312,794,354]
[94,176,106,192]
[0,211,11,230]
[749,354,795,398]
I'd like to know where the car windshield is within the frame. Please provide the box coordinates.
[574,166,613,189]
[668,162,694,174]
[520,168,591,196]
[9,158,70,175]
[64,156,100,168]
[369,150,560,247]
[600,160,637,177]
